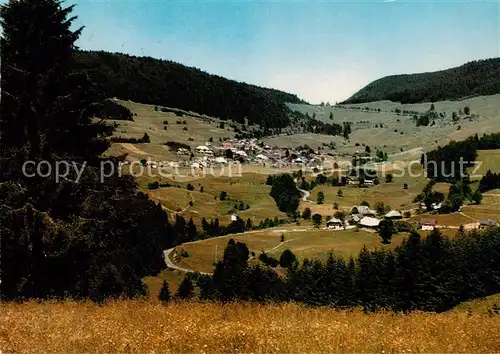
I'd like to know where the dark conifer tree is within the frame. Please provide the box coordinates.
[176,277,194,299]
[159,280,172,302]
[212,239,251,301]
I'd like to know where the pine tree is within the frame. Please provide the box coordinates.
[378,219,396,244]
[159,280,172,302]
[212,239,251,301]
[176,277,194,299]
[0,0,112,167]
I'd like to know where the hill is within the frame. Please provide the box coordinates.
[74,50,306,129]
[283,94,500,155]
[343,58,500,104]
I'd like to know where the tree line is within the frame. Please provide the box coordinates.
[169,227,500,313]
[423,132,500,182]
[74,50,305,130]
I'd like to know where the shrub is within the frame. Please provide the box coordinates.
[148,181,159,190]
[301,208,312,220]
[312,213,322,228]
[279,249,297,268]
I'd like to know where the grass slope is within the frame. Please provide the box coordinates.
[286,94,500,155]
[172,226,405,273]
[1,300,499,353]
[76,50,304,128]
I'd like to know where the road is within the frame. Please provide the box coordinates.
[163,226,314,274]
[298,188,311,202]
[163,248,213,275]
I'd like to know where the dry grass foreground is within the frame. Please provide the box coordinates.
[1,300,499,353]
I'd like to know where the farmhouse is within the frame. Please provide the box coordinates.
[326,217,343,229]
[347,176,360,185]
[196,145,210,153]
[420,219,437,231]
[349,214,361,224]
[359,216,381,229]
[350,205,377,217]
[364,179,374,186]
[385,210,403,220]
[479,219,499,228]
[214,156,228,164]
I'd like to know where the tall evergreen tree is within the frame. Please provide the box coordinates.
[159,280,172,302]
[212,239,251,301]
[0,0,173,301]
[176,277,194,299]
[0,0,112,169]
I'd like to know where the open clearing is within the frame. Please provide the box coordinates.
[2,300,499,353]
[471,149,500,178]
[142,173,287,226]
[172,225,408,273]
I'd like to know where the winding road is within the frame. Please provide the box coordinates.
[298,188,311,202]
[162,228,309,274]
[163,248,213,275]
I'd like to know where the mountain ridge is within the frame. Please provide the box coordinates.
[342,58,500,104]
[74,50,307,130]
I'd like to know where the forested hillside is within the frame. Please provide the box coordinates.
[343,58,500,104]
[74,51,305,129]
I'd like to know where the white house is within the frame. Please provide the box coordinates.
[420,219,437,231]
[196,145,210,153]
[215,157,228,164]
[326,217,343,229]
[359,216,381,229]
[384,210,403,220]
[350,205,377,217]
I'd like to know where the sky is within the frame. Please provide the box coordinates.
[72,0,499,103]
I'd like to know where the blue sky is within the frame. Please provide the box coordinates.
[72,0,499,103]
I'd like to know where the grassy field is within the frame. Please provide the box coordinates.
[452,293,500,314]
[1,300,499,353]
[142,173,287,226]
[143,269,186,298]
[286,94,500,155]
[472,149,500,178]
[172,226,408,273]
[307,166,450,213]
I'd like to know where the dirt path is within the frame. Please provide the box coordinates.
[157,193,194,221]
[298,188,311,202]
[119,143,148,155]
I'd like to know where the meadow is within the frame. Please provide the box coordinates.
[472,149,500,177]
[171,225,409,273]
[1,300,499,353]
[285,94,500,155]
[143,173,287,226]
